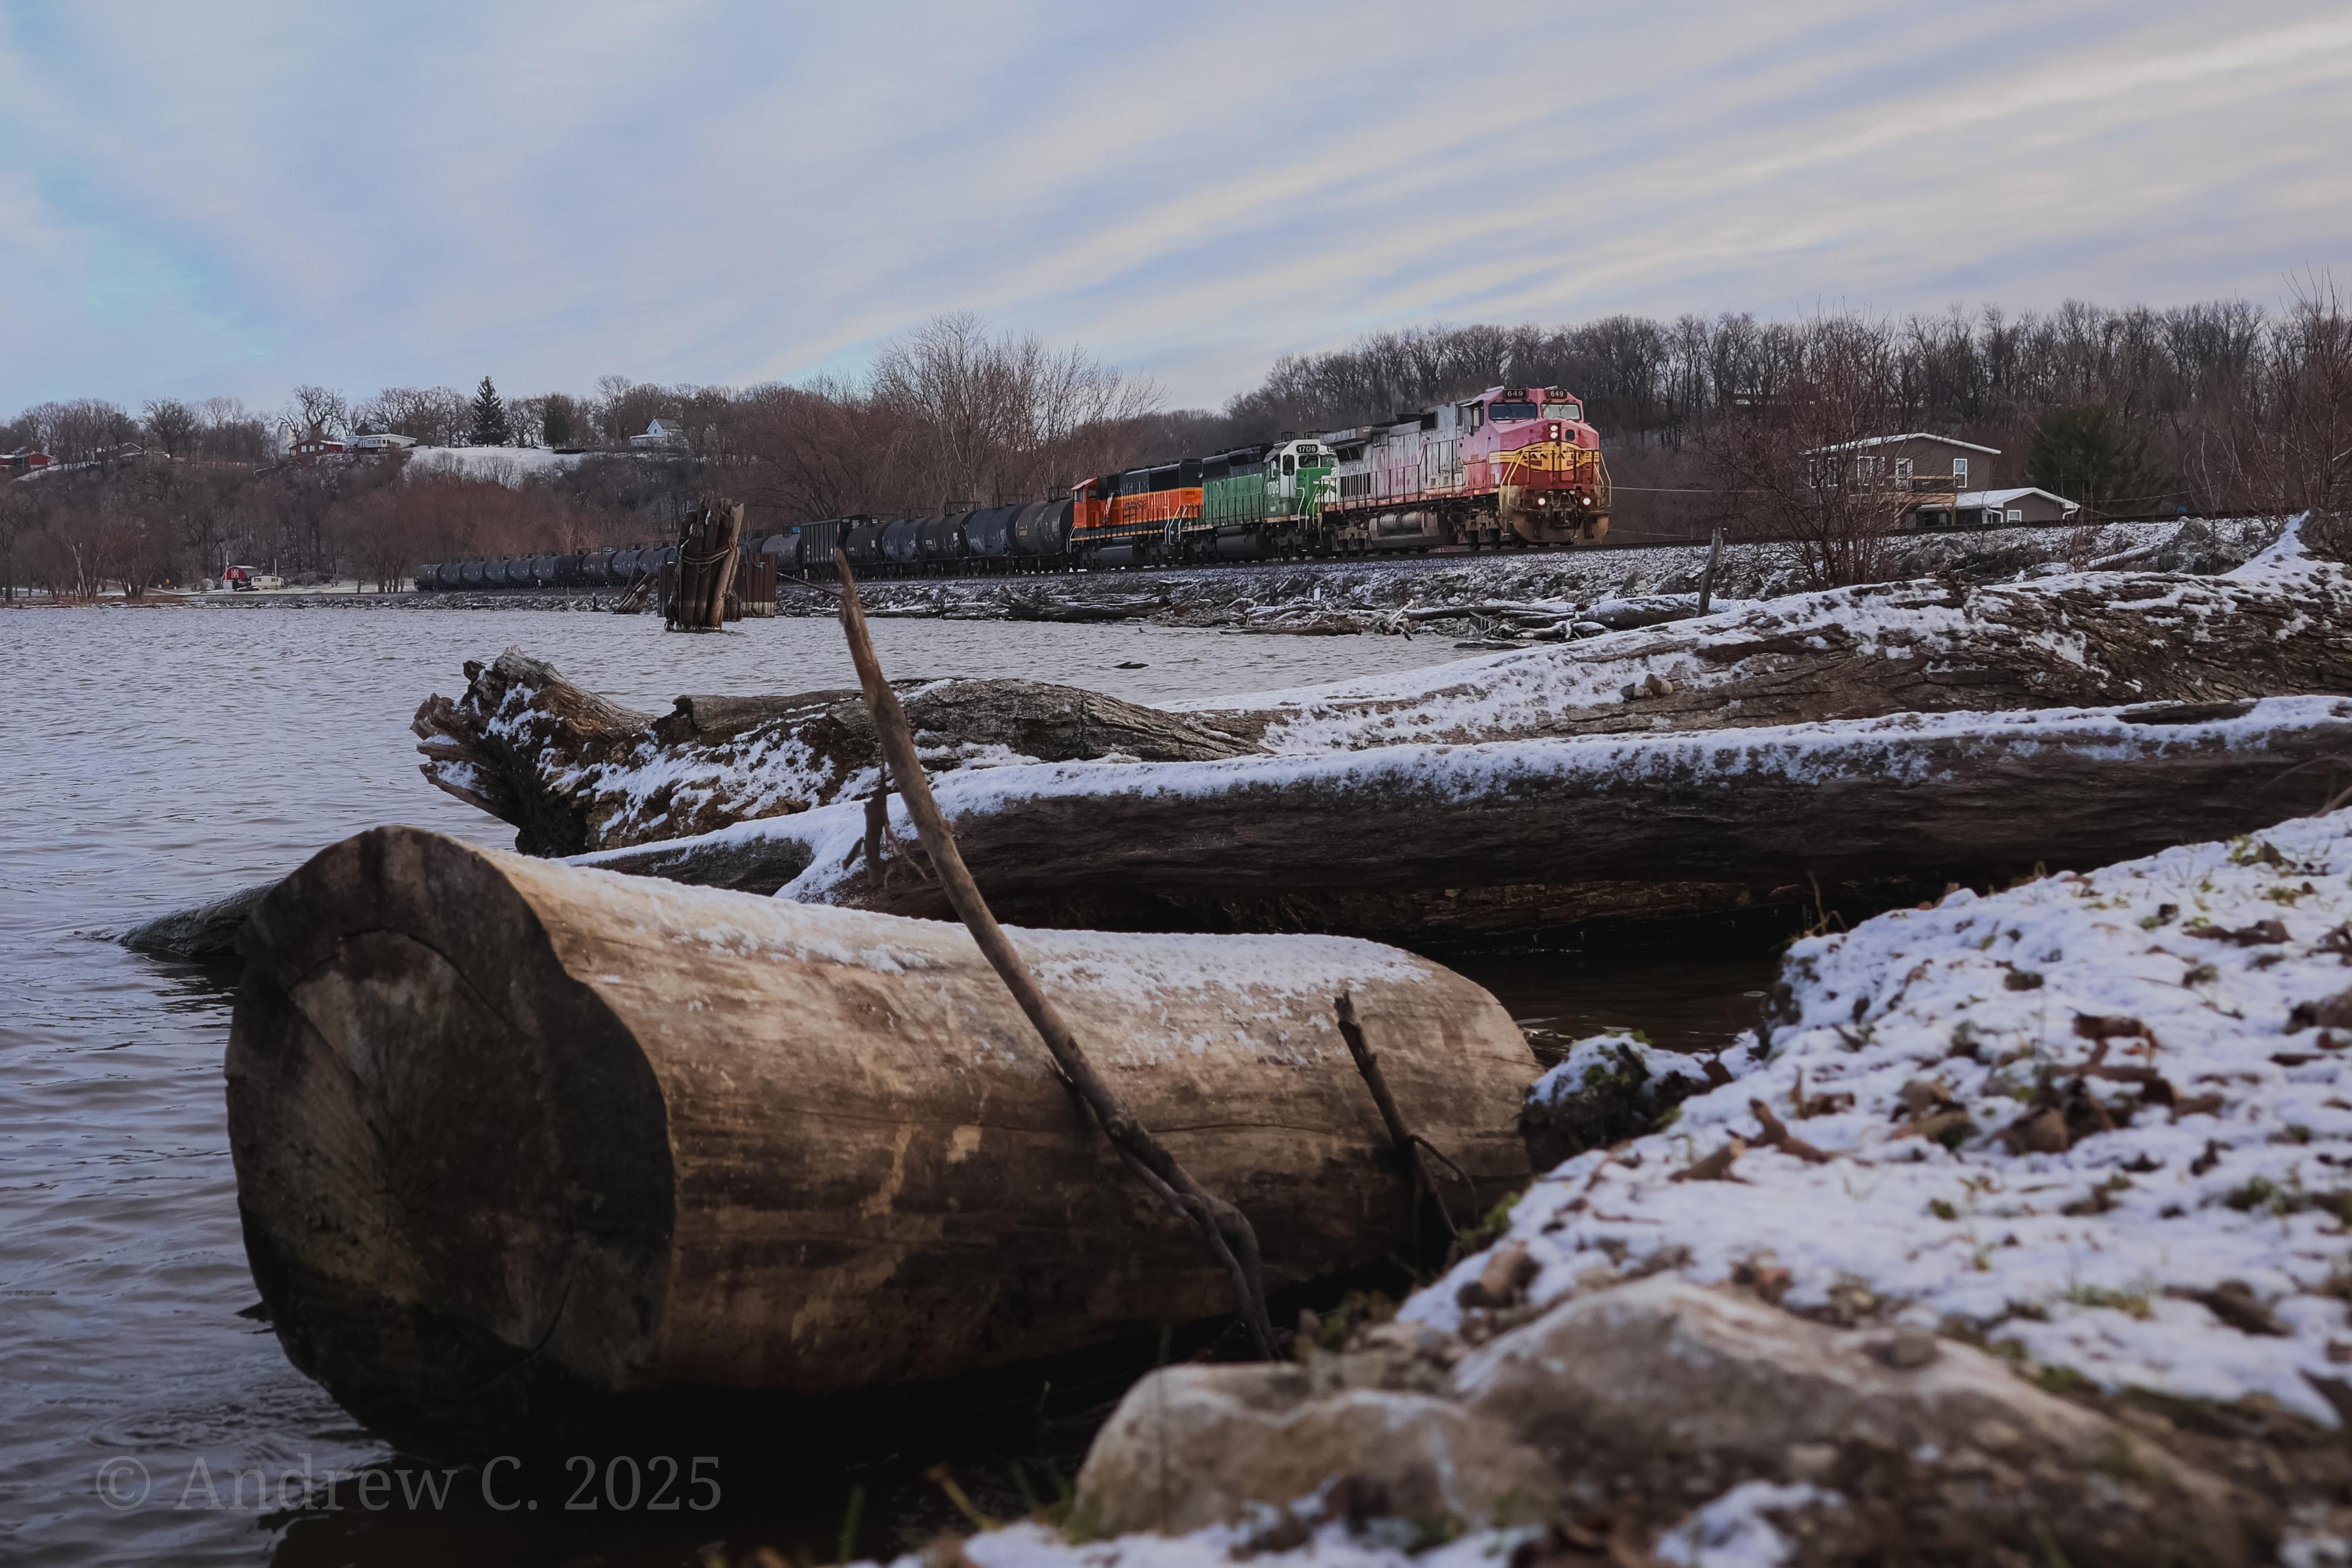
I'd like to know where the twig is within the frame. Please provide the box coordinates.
[1748,1098,1836,1164]
[1335,992,1460,1237]
[863,760,890,885]
[832,550,1276,1357]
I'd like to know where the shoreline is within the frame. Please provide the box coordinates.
[6,517,2284,624]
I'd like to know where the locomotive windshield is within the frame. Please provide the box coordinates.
[1490,401,1538,421]
[1541,401,1582,422]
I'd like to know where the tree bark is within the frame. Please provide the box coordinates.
[679,696,2352,941]
[412,647,1260,855]
[225,826,1534,1454]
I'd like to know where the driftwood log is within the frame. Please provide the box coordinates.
[570,696,2352,941]
[412,648,1258,854]
[410,556,2352,859]
[130,694,2352,959]
[225,827,1534,1453]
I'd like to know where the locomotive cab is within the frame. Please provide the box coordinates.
[1463,386,1609,544]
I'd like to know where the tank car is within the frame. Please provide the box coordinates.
[845,519,888,572]
[919,512,968,571]
[1010,499,1072,569]
[964,504,1018,569]
[881,518,925,573]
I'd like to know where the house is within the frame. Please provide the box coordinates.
[349,432,419,454]
[1912,488,2081,529]
[630,417,689,450]
[289,430,347,459]
[1807,432,2001,500]
[1798,432,2081,527]
[2,447,52,473]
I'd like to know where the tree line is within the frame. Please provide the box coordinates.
[4,285,2343,600]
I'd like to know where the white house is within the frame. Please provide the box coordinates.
[630,417,689,450]
[349,432,419,454]
[1913,487,2082,530]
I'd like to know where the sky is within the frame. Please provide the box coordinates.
[2,0,2348,417]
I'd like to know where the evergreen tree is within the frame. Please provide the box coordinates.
[2026,405,2174,519]
[541,392,577,449]
[469,376,512,448]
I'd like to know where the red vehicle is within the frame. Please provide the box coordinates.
[1323,386,1609,551]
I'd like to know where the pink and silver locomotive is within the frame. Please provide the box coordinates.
[1320,387,1610,552]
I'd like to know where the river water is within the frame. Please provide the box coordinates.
[0,603,1775,1566]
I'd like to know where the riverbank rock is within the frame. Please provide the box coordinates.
[1073,1278,2260,1562]
[1074,1364,1556,1536]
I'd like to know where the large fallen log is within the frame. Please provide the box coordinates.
[411,648,1260,854]
[581,695,2352,939]
[410,544,2352,858]
[225,826,1534,1454]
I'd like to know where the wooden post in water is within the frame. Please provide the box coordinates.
[666,500,741,631]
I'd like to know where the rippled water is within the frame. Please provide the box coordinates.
[0,603,1775,1566]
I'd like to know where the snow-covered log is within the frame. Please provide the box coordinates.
[582,696,2352,941]
[411,648,1259,854]
[1210,529,2352,753]
[225,826,1534,1453]
[414,542,2351,864]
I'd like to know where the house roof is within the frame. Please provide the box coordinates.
[1807,432,2003,456]
[1955,487,2078,509]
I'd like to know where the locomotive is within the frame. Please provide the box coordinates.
[412,384,1609,589]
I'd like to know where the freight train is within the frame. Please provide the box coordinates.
[412,383,1609,589]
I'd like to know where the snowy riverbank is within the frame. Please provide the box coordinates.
[898,800,2352,1567]
[167,517,2282,623]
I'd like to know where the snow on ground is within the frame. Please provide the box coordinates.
[404,445,588,484]
[1402,805,2352,1426]
[866,1517,1530,1568]
[1181,519,2333,754]
[797,517,2281,626]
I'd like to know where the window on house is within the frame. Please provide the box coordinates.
[2007,508,2023,523]
[1952,458,1968,486]
[1895,458,1913,483]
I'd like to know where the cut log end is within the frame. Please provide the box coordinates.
[228,828,675,1451]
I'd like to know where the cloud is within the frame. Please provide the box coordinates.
[1,0,2345,414]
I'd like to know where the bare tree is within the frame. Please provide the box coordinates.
[2214,275,2352,556]
[282,385,351,446]
[143,399,198,457]
[1703,316,1909,589]
[355,386,469,447]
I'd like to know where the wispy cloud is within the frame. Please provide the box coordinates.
[1,0,2345,414]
